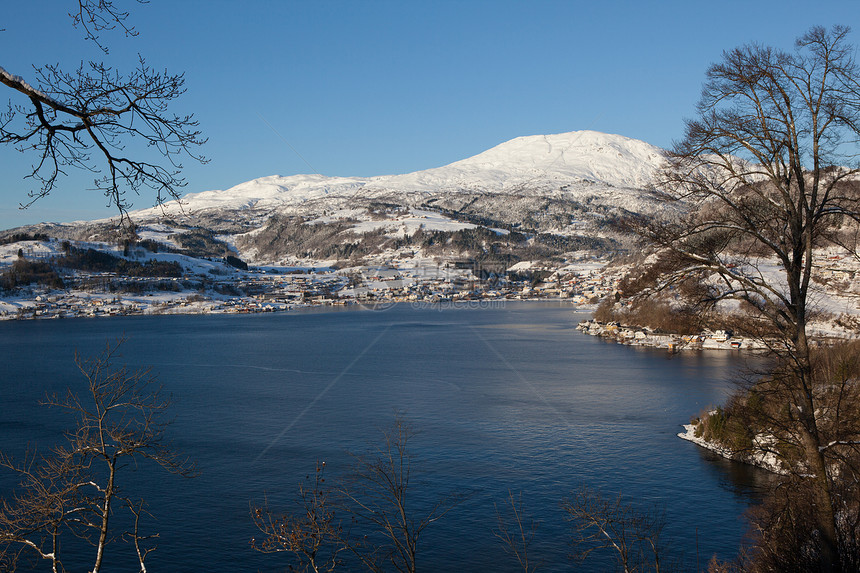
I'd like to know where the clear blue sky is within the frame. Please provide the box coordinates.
[1,0,858,230]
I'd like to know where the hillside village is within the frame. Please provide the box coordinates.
[0,236,619,320]
[3,232,859,353]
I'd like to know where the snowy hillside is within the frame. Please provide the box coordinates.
[159,174,369,214]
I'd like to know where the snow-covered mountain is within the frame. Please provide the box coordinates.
[5,131,672,265]
[132,130,666,223]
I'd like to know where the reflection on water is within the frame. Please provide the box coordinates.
[0,303,776,572]
[699,448,781,500]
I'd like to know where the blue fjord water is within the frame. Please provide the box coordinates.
[0,302,774,571]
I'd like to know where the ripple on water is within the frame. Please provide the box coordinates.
[0,303,767,572]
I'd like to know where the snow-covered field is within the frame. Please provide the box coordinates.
[314,207,480,236]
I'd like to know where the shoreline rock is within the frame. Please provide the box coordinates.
[577,318,769,352]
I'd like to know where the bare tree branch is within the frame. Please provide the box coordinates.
[70,0,147,54]
[563,486,669,573]
[336,414,466,573]
[251,461,347,573]
[494,490,541,573]
[1,1,205,232]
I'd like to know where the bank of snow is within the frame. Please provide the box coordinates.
[678,422,786,474]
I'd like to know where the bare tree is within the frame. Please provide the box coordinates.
[251,461,347,573]
[0,1,206,229]
[493,490,541,573]
[255,415,463,573]
[0,338,196,572]
[336,415,463,573]
[638,25,860,572]
[563,486,668,573]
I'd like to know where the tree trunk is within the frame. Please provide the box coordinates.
[92,460,116,573]
[795,334,841,573]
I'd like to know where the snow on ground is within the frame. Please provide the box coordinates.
[132,174,370,219]
[696,251,860,339]
[305,207,479,236]
[556,259,611,274]
[134,223,185,248]
[349,208,477,236]
[306,208,369,225]
[0,239,64,264]
[0,234,240,280]
[507,261,536,272]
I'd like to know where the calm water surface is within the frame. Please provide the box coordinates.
[0,302,775,571]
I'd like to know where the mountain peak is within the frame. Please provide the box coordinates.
[450,130,665,187]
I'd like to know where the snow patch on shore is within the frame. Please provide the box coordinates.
[678,423,786,474]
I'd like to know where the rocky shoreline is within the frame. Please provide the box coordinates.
[677,421,786,474]
[576,318,768,351]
